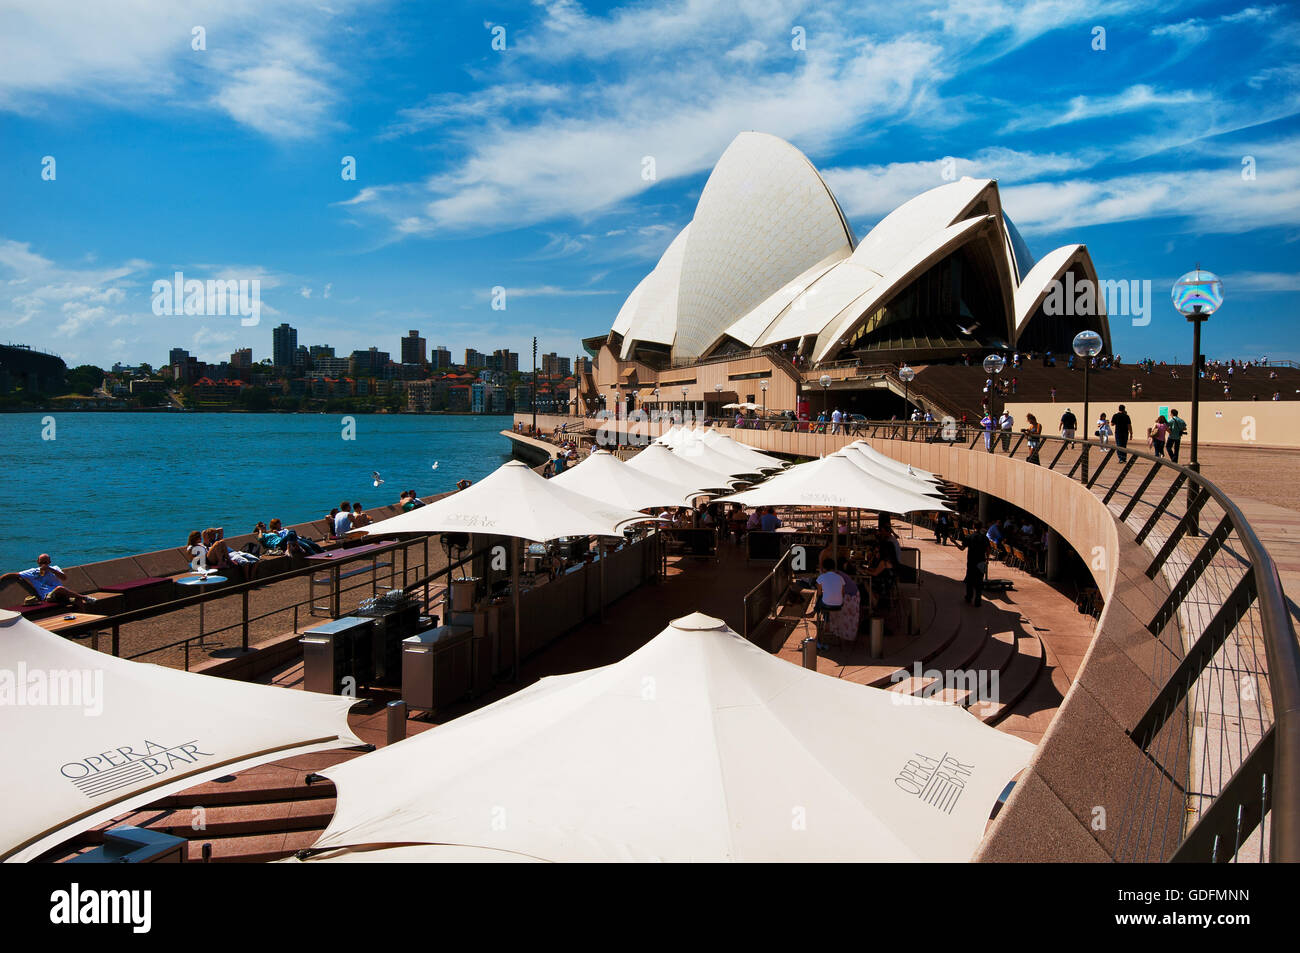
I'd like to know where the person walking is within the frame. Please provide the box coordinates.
[1023,413,1043,465]
[1059,407,1078,448]
[956,523,991,606]
[1150,415,1169,458]
[1167,409,1187,462]
[998,409,1014,452]
[1112,404,1132,462]
[1096,412,1112,446]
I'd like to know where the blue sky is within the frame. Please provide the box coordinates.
[1,0,1297,370]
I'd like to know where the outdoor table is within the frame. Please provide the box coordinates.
[36,612,107,635]
[306,542,397,619]
[176,575,227,645]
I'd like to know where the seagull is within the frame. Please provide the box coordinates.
[431,461,439,470]
[957,321,980,336]
[371,471,384,487]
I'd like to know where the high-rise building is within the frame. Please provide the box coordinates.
[231,347,252,368]
[541,352,571,377]
[574,355,592,375]
[309,344,335,360]
[349,347,390,377]
[401,330,427,365]
[491,349,519,372]
[430,346,452,370]
[272,323,298,369]
[465,348,487,369]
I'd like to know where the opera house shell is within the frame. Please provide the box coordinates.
[596,132,1109,369]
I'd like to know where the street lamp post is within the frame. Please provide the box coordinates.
[898,364,915,435]
[681,386,688,423]
[715,382,723,423]
[1072,330,1103,479]
[982,354,1005,450]
[760,380,768,421]
[1172,268,1223,536]
[819,374,831,431]
[531,336,537,436]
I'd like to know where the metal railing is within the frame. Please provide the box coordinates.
[55,538,433,670]
[742,547,794,642]
[834,418,1299,863]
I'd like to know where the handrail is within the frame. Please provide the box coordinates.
[819,417,1298,862]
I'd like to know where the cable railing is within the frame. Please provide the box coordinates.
[841,418,1299,863]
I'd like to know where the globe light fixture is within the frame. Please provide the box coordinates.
[898,365,915,423]
[1172,267,1222,533]
[1072,330,1104,478]
[819,374,832,423]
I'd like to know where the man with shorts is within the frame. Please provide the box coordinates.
[3,554,96,610]
[1059,407,1078,448]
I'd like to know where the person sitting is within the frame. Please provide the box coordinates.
[334,502,353,538]
[350,502,372,529]
[3,554,96,610]
[823,558,861,645]
[811,557,845,647]
[405,489,427,509]
[186,530,208,570]
[759,506,783,532]
[746,508,763,532]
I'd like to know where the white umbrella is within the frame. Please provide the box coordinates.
[624,444,743,492]
[0,610,362,863]
[298,612,1033,862]
[362,461,656,677]
[673,439,764,479]
[700,430,788,472]
[361,460,652,542]
[552,449,702,510]
[716,453,948,515]
[840,446,946,498]
[851,440,940,482]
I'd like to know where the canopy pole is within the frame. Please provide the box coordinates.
[599,540,607,623]
[831,506,839,568]
[512,537,521,682]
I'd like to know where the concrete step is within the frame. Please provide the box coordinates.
[967,630,1045,724]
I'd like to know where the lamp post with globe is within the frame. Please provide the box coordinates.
[760,380,768,421]
[982,354,1006,448]
[899,365,915,434]
[819,374,832,430]
[1172,267,1223,534]
[1072,330,1104,480]
[681,386,688,423]
[715,382,723,423]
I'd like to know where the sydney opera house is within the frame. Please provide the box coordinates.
[579,132,1110,418]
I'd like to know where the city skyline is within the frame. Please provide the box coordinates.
[2,2,1298,369]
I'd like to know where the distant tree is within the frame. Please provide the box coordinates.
[238,386,272,412]
[137,391,163,408]
[65,364,106,395]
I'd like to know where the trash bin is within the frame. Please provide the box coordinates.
[450,576,480,613]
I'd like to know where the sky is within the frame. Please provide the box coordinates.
[1,0,1298,370]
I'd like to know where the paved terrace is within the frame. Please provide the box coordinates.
[45,523,1086,862]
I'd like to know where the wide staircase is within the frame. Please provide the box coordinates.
[771,546,1056,732]
[904,361,1300,419]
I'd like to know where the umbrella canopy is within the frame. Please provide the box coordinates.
[700,431,788,472]
[850,440,940,482]
[624,444,743,493]
[716,453,949,515]
[0,610,362,863]
[551,449,702,510]
[672,438,764,479]
[840,446,946,498]
[300,612,1032,862]
[361,460,655,542]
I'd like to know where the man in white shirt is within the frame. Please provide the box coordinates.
[334,501,353,537]
[3,554,96,609]
[831,408,842,435]
[998,410,1014,451]
[814,557,845,616]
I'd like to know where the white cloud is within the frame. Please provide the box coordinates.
[0,1,357,140]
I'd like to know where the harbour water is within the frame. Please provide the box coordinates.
[1,412,514,568]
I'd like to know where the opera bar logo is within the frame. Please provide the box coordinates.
[0,662,102,715]
[151,270,261,327]
[895,751,975,815]
[61,739,213,799]
[1041,272,1153,327]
